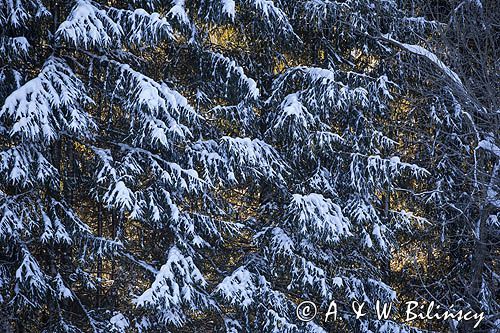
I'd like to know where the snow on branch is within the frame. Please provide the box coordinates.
[220,136,287,182]
[221,0,236,20]
[382,35,463,88]
[56,0,122,49]
[109,8,174,45]
[105,59,198,147]
[286,193,351,244]
[244,0,299,41]
[135,246,213,327]
[197,0,236,22]
[216,267,302,331]
[0,36,30,60]
[205,51,260,101]
[271,66,395,118]
[110,61,194,119]
[15,247,48,304]
[0,57,95,141]
[1,0,50,27]
[190,137,287,185]
[477,138,500,158]
[267,93,317,141]
[349,154,429,194]
[215,267,256,309]
[168,0,190,26]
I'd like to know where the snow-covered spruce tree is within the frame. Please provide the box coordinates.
[1,0,217,331]
[195,1,434,332]
[0,0,286,331]
[0,1,126,332]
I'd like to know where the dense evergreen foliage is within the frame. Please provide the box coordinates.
[0,0,497,332]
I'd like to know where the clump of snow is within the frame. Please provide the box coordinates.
[478,138,500,157]
[222,0,236,20]
[169,0,190,25]
[104,180,135,211]
[287,193,351,244]
[215,267,256,309]
[109,313,130,333]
